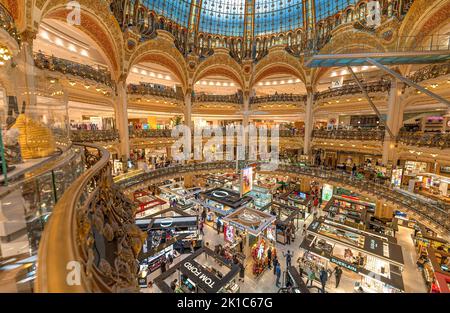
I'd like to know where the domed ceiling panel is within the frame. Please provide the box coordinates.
[141,0,360,36]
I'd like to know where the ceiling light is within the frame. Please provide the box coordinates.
[40,30,50,40]
[165,75,171,80]
[258,82,263,86]
[295,79,301,83]
[132,68,139,73]
[150,72,156,77]
[288,79,294,84]
[55,38,64,47]
[80,49,89,57]
[141,70,147,75]
[68,44,77,52]
[330,72,337,77]
[223,82,229,86]
[230,83,235,87]
[68,81,76,86]
[84,84,90,89]
[209,81,214,86]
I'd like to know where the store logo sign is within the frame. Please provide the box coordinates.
[160,218,173,228]
[330,257,358,273]
[183,261,216,289]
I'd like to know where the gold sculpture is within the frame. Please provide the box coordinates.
[11,114,56,159]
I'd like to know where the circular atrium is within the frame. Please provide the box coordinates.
[0,0,449,299]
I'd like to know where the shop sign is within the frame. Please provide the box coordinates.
[330,257,358,273]
[182,261,218,290]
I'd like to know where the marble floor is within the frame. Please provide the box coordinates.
[143,208,428,294]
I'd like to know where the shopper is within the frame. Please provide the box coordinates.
[190,240,195,253]
[216,219,221,235]
[160,258,167,273]
[170,279,178,291]
[319,267,328,293]
[273,255,279,275]
[302,224,307,237]
[286,227,291,245]
[306,266,315,287]
[201,209,207,222]
[352,163,357,176]
[199,220,205,236]
[334,266,343,288]
[283,250,293,268]
[275,263,281,287]
[267,247,272,269]
[167,252,173,265]
[297,257,305,277]
[239,261,245,283]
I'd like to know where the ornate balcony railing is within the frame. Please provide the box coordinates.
[36,144,146,292]
[407,63,450,84]
[0,3,21,44]
[315,80,391,102]
[116,161,449,236]
[129,129,173,138]
[34,53,113,88]
[313,129,385,141]
[193,93,243,104]
[127,83,183,100]
[398,132,450,149]
[71,130,119,143]
[250,94,307,105]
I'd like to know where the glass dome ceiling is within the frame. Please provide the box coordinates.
[141,0,359,36]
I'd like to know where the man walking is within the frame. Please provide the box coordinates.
[275,263,281,287]
[334,266,343,288]
[283,250,293,268]
[319,267,328,293]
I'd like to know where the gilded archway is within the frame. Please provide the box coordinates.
[192,52,245,90]
[253,49,306,86]
[33,0,124,80]
[127,34,189,91]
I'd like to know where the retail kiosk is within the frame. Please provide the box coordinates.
[418,247,450,293]
[222,207,277,279]
[133,190,167,218]
[136,209,200,279]
[198,187,253,231]
[154,247,240,293]
[301,218,405,293]
[267,201,306,244]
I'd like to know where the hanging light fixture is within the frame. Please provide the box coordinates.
[0,45,12,66]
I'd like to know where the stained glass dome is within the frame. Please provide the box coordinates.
[141,0,359,37]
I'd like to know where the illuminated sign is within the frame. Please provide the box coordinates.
[330,257,358,273]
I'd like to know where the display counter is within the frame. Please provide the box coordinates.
[136,212,200,266]
[301,230,405,293]
[154,247,240,293]
[308,218,404,267]
[268,202,306,245]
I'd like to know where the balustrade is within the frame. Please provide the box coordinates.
[313,129,385,141]
[250,94,307,105]
[315,80,391,102]
[127,83,183,100]
[36,144,145,292]
[33,53,113,88]
[71,130,119,143]
[0,3,20,44]
[193,93,243,104]
[398,132,450,149]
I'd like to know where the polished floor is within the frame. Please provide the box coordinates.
[143,209,427,293]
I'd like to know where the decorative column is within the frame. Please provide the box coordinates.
[184,89,192,130]
[382,78,404,165]
[243,91,250,129]
[114,80,130,160]
[303,88,314,156]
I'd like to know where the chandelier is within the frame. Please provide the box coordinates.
[0,45,12,66]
